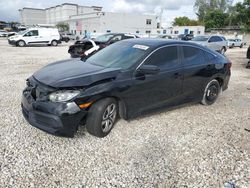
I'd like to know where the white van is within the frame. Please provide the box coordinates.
[8,27,61,47]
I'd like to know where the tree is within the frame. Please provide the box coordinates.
[204,10,228,30]
[234,0,250,31]
[56,22,69,32]
[173,16,200,26]
[194,0,233,22]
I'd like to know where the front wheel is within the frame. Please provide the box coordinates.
[17,40,26,47]
[201,79,221,105]
[86,98,118,138]
[220,47,226,55]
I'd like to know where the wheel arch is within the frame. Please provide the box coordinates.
[86,94,128,120]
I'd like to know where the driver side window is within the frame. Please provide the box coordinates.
[24,30,38,37]
[144,46,179,70]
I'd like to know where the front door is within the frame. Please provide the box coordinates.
[125,45,183,116]
[23,30,40,44]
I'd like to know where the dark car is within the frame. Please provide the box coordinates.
[60,34,70,43]
[158,35,172,39]
[247,46,250,68]
[68,33,139,58]
[21,39,231,138]
[178,34,194,41]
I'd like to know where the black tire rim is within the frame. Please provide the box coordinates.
[101,103,116,133]
[206,84,219,102]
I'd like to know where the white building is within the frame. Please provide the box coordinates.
[19,3,158,36]
[68,12,158,36]
[19,3,102,26]
[19,8,47,25]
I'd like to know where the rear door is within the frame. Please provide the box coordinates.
[181,45,209,101]
[207,36,224,51]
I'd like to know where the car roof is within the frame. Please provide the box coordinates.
[103,33,136,36]
[122,38,209,50]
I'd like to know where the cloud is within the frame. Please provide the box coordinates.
[112,0,195,12]
[0,0,44,21]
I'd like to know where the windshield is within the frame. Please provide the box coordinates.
[192,36,209,41]
[18,30,27,35]
[95,34,115,42]
[86,42,149,69]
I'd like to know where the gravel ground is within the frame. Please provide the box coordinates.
[0,39,249,188]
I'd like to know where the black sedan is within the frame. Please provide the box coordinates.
[247,46,250,68]
[68,33,139,58]
[22,39,231,138]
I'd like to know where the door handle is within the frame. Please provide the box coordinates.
[207,65,213,70]
[174,72,182,79]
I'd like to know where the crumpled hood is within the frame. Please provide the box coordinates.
[33,58,121,88]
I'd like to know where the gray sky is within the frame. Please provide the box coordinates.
[0,0,244,26]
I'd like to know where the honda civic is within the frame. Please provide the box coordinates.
[21,39,231,138]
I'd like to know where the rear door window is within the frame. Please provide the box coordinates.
[144,46,179,70]
[182,46,206,66]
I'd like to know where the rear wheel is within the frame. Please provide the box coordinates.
[201,79,221,105]
[86,98,118,138]
[51,40,58,46]
[17,40,25,47]
[240,44,243,48]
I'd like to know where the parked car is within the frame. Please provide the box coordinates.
[61,33,77,40]
[8,27,61,47]
[191,35,228,54]
[60,34,70,43]
[21,39,231,138]
[68,33,139,58]
[158,35,172,39]
[227,39,244,48]
[247,46,250,68]
[0,30,8,37]
[7,32,17,37]
[178,34,194,41]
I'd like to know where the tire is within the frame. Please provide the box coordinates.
[231,44,235,48]
[86,98,118,138]
[17,40,25,47]
[220,47,226,55]
[201,79,221,105]
[240,44,243,48]
[51,40,58,46]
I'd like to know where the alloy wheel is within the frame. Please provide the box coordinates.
[101,103,117,133]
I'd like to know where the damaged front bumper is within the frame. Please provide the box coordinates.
[21,78,87,137]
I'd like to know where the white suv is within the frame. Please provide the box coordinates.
[191,35,228,54]
[8,27,61,47]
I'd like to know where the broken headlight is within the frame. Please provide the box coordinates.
[49,90,80,102]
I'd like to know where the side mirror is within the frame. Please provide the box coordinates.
[137,65,160,75]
